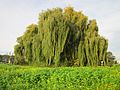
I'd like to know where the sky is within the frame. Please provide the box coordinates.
[0,0,120,60]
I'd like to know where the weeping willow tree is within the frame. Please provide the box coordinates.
[14,7,108,66]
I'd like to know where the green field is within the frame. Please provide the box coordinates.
[0,64,120,90]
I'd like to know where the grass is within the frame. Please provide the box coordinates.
[0,63,120,90]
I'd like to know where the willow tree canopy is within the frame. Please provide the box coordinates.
[14,7,108,66]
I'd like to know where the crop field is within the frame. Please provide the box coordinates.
[0,64,120,90]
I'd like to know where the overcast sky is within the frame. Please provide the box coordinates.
[0,0,120,60]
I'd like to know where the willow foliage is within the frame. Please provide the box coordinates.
[14,7,108,66]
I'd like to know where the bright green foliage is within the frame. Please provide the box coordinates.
[14,24,38,65]
[0,64,120,90]
[14,7,108,66]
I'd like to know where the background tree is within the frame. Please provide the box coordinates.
[107,51,117,66]
[0,54,11,63]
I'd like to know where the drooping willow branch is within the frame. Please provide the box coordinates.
[14,7,108,66]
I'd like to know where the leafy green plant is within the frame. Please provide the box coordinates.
[0,64,120,90]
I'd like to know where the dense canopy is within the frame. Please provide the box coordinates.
[14,7,108,66]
